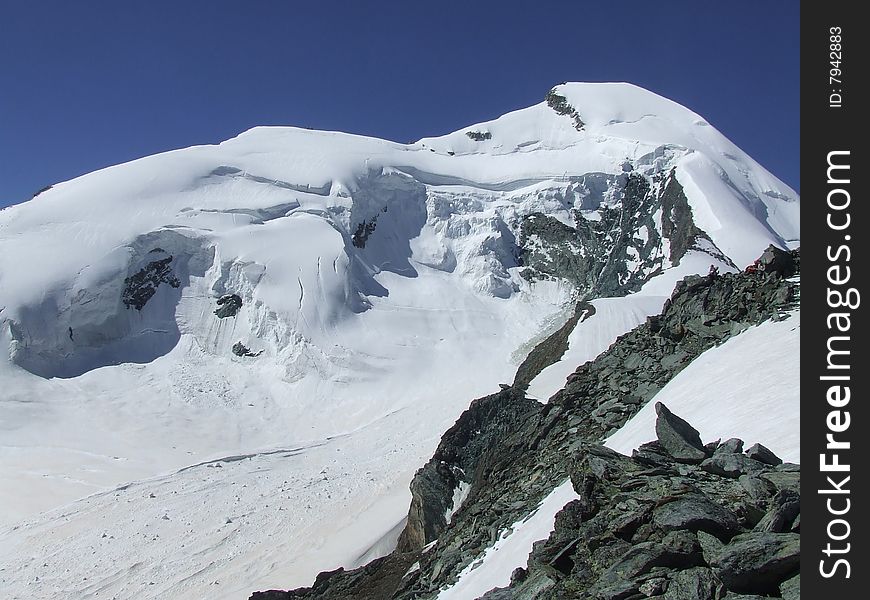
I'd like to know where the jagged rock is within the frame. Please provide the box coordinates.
[232,342,261,358]
[704,439,721,455]
[744,444,782,466]
[756,245,797,278]
[758,471,799,494]
[754,490,800,533]
[477,588,515,600]
[352,217,378,248]
[659,567,723,600]
[517,173,679,299]
[215,294,243,318]
[592,530,703,598]
[122,253,180,310]
[701,454,766,478]
[716,438,744,455]
[545,88,584,130]
[611,503,654,541]
[696,531,725,566]
[738,475,776,506]
[465,130,492,141]
[654,402,707,463]
[779,573,800,599]
[652,494,739,540]
[639,576,669,596]
[514,301,593,387]
[711,532,800,594]
[397,387,542,552]
[250,592,288,599]
[250,251,801,600]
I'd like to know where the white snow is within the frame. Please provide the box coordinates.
[525,295,664,403]
[526,250,735,402]
[445,481,472,525]
[436,480,579,600]
[605,311,801,463]
[0,82,799,598]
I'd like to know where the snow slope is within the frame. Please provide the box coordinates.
[606,310,801,463]
[525,251,735,403]
[436,480,579,600]
[0,83,799,598]
[425,311,800,600]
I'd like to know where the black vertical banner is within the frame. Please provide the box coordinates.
[802,2,868,597]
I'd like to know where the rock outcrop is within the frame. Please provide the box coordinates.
[249,248,800,600]
[214,293,243,318]
[121,249,180,310]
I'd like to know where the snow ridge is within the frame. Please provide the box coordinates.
[0,82,799,599]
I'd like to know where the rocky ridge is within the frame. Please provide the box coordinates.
[250,246,799,599]
[474,407,800,599]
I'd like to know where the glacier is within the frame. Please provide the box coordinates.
[0,82,799,599]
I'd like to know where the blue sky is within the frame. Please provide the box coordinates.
[0,1,799,208]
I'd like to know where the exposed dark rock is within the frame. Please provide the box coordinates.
[711,532,800,594]
[352,217,378,248]
[758,471,799,494]
[232,342,262,358]
[518,174,667,300]
[513,302,594,388]
[545,88,585,130]
[215,294,243,318]
[658,172,731,267]
[31,184,54,199]
[652,494,740,541]
[122,254,180,310]
[756,245,798,278]
[779,573,800,600]
[702,454,767,479]
[697,531,725,566]
[754,490,800,533]
[465,130,492,141]
[745,444,782,466]
[250,552,418,600]
[659,567,723,600]
[716,438,745,455]
[250,250,800,600]
[396,386,543,552]
[639,576,669,596]
[654,402,707,463]
[738,475,776,507]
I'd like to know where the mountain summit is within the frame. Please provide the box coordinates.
[0,83,798,599]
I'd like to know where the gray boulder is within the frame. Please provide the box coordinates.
[715,438,745,455]
[745,444,782,466]
[660,567,723,600]
[779,573,800,600]
[755,490,800,533]
[712,532,800,594]
[653,494,739,540]
[655,402,707,463]
[701,454,766,478]
[757,245,797,278]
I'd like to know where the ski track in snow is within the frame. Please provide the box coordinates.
[0,83,799,598]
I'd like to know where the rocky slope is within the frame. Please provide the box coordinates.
[0,83,799,599]
[250,248,799,599]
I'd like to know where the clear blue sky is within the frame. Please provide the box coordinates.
[0,1,799,208]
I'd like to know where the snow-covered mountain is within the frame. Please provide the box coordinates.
[0,83,799,599]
